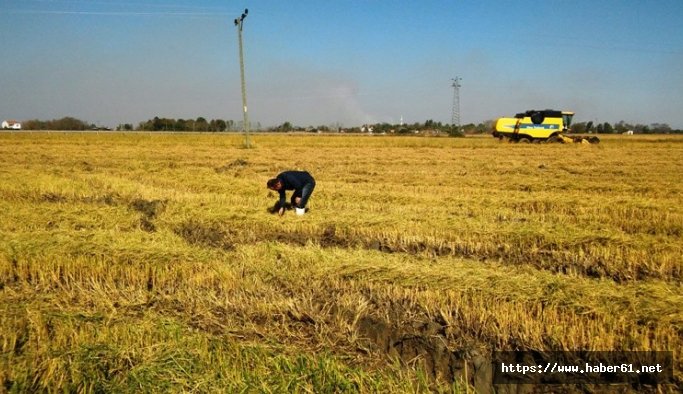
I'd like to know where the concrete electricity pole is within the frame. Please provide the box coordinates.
[234,9,250,148]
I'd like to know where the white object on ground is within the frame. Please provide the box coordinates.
[295,207,306,216]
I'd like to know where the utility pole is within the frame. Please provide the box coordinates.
[451,77,462,130]
[234,8,250,148]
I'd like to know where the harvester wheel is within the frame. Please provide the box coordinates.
[547,135,563,143]
[588,136,600,144]
[518,137,531,143]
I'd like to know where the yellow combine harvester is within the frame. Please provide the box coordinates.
[492,109,600,144]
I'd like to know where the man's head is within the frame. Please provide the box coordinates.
[267,178,282,191]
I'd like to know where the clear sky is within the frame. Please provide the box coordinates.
[1,0,682,129]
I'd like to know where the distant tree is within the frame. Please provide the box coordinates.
[650,123,671,134]
[446,125,465,137]
[474,120,494,134]
[570,121,586,134]
[54,117,89,130]
[614,120,629,134]
[152,116,163,131]
[24,116,89,130]
[210,119,227,132]
[175,119,187,131]
[164,118,174,130]
[374,123,392,133]
[22,119,47,130]
[195,117,208,132]
[631,124,645,133]
[585,121,594,133]
[461,123,477,134]
[602,122,614,134]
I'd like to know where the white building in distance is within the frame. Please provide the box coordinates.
[2,120,22,130]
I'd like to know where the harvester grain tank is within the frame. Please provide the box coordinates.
[492,109,599,144]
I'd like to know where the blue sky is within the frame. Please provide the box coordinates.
[1,0,682,128]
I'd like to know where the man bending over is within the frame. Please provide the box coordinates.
[266,171,316,216]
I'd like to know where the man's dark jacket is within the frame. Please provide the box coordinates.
[276,171,315,207]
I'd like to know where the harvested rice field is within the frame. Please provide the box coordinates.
[0,132,681,393]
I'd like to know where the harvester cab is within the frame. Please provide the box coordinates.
[492,109,599,144]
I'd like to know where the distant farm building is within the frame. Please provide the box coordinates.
[360,125,374,133]
[623,130,634,135]
[2,120,22,130]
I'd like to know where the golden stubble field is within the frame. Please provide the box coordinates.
[0,132,681,393]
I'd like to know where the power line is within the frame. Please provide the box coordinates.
[3,10,230,17]
[4,0,238,18]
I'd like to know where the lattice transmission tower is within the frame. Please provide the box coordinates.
[451,77,462,129]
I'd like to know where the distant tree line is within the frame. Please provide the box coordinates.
[569,121,680,134]
[366,119,463,136]
[15,116,682,134]
[268,119,464,136]
[134,117,248,132]
[460,121,496,134]
[22,117,91,130]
